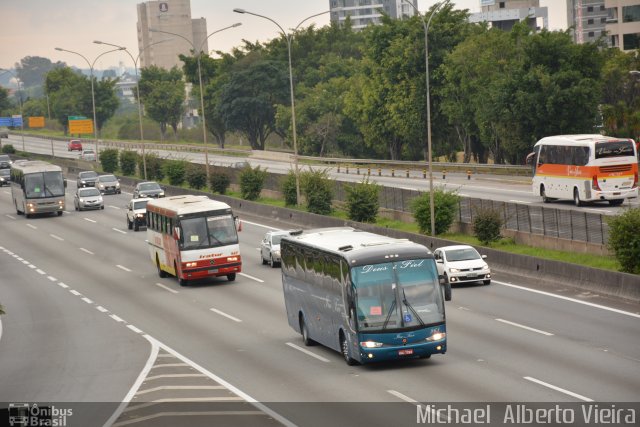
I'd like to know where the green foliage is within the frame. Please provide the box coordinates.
[411,190,460,236]
[345,178,380,223]
[281,171,298,207]
[138,66,186,139]
[119,150,138,176]
[163,160,187,186]
[301,169,333,215]
[99,148,119,173]
[606,208,640,274]
[210,170,231,195]
[1,144,16,154]
[185,163,207,190]
[239,166,268,201]
[473,207,504,245]
[0,303,4,315]
[139,153,164,181]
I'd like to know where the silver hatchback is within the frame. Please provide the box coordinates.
[260,230,290,268]
[74,187,104,211]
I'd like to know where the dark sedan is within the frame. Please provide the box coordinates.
[133,181,165,198]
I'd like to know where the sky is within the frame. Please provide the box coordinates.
[1,0,567,71]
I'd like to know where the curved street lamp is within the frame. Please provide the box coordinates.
[149,23,242,182]
[55,46,124,158]
[233,8,330,207]
[93,39,172,179]
[402,0,450,236]
[0,68,25,151]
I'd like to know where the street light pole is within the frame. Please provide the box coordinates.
[55,46,124,159]
[403,0,450,236]
[0,69,26,151]
[233,8,329,207]
[93,39,171,180]
[149,23,241,183]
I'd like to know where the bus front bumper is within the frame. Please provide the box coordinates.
[26,201,64,214]
[182,262,242,280]
[358,340,447,363]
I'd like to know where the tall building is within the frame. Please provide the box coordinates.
[567,0,607,44]
[137,0,208,70]
[469,1,549,31]
[604,0,640,50]
[329,0,417,31]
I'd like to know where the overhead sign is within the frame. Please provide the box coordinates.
[0,117,12,126]
[69,119,94,134]
[29,116,45,128]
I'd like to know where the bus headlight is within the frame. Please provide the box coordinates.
[426,332,446,342]
[360,341,383,348]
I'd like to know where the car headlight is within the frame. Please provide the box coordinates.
[482,263,489,269]
[360,341,383,348]
[98,183,104,188]
[426,332,446,342]
[136,213,144,218]
[80,180,86,184]
[449,268,460,273]
[79,198,84,203]
[274,250,281,257]
[159,192,165,196]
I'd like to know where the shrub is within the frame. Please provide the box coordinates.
[281,171,298,207]
[607,208,640,274]
[185,163,207,190]
[301,169,333,215]
[411,189,460,235]
[164,160,187,186]
[239,166,268,201]
[0,303,4,315]
[120,150,138,176]
[210,170,231,194]
[139,153,164,181]
[1,144,15,154]
[345,178,380,223]
[99,148,119,173]
[473,207,503,245]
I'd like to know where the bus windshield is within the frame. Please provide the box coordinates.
[25,172,65,198]
[179,214,238,250]
[595,140,635,159]
[351,259,444,332]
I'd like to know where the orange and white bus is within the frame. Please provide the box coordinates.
[146,195,241,286]
[530,134,638,206]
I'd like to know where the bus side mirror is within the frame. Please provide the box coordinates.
[173,227,181,241]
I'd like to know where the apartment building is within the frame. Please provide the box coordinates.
[329,0,417,31]
[469,0,549,31]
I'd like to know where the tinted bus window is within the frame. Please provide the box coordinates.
[595,141,634,159]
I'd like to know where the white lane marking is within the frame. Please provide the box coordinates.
[28,264,36,269]
[108,205,121,210]
[150,363,190,369]
[285,342,330,363]
[63,211,72,214]
[57,282,69,289]
[26,224,37,229]
[155,283,178,294]
[495,280,640,319]
[238,272,264,283]
[110,314,125,322]
[239,220,280,230]
[35,269,46,275]
[50,234,64,241]
[495,318,554,336]
[103,338,159,427]
[508,199,532,204]
[81,297,93,304]
[524,376,594,402]
[80,248,94,255]
[84,218,97,223]
[96,306,108,313]
[387,390,419,404]
[21,260,29,265]
[135,385,225,395]
[112,228,127,234]
[127,324,143,334]
[143,374,206,381]
[5,214,15,219]
[47,276,57,282]
[209,308,242,323]
[69,290,82,296]
[116,265,132,272]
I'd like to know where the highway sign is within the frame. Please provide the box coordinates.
[29,116,45,128]
[69,119,94,134]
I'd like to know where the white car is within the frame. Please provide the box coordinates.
[126,198,151,232]
[433,245,491,286]
[80,149,96,161]
[260,230,290,268]
[74,187,104,211]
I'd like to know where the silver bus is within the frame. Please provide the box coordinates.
[281,227,448,365]
[10,160,66,218]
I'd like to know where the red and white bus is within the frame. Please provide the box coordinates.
[146,195,241,285]
[530,134,638,206]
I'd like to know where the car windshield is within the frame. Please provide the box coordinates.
[0,155,10,162]
[445,248,480,262]
[179,214,238,250]
[0,169,9,177]
[271,234,284,245]
[133,200,148,210]
[80,171,98,178]
[79,188,100,197]
[83,150,95,155]
[25,172,65,198]
[140,183,160,191]
[100,175,117,182]
[351,259,444,332]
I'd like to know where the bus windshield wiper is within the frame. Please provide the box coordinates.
[382,299,396,330]
[402,288,424,326]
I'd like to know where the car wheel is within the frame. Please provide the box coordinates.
[227,273,236,282]
[270,255,277,268]
[127,218,133,230]
[101,205,104,210]
[134,221,139,232]
[57,211,63,216]
[340,333,357,366]
[483,280,491,285]
[300,315,314,346]
[75,203,78,211]
[261,254,268,265]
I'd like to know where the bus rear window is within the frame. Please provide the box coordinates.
[595,141,634,159]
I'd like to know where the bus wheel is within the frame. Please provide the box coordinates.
[573,188,582,207]
[15,201,23,215]
[227,273,236,282]
[540,185,550,203]
[300,315,314,346]
[340,332,356,366]
[156,255,167,278]
[443,281,452,301]
[57,211,63,216]
[609,199,624,206]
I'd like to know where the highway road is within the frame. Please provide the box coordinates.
[0,176,638,426]
[6,133,639,214]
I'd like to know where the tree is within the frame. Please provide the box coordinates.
[600,49,640,140]
[411,190,460,235]
[45,67,85,133]
[138,66,185,139]
[0,87,13,116]
[239,166,268,201]
[15,56,64,88]
[345,178,380,223]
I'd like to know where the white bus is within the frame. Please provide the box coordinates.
[281,227,448,365]
[10,160,66,218]
[146,195,241,286]
[530,134,638,206]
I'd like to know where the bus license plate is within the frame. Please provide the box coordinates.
[208,268,218,274]
[399,349,413,356]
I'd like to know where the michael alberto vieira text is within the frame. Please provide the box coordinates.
[416,403,636,425]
